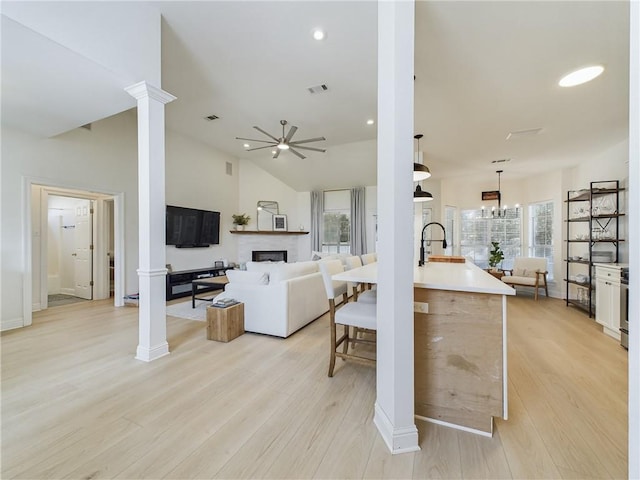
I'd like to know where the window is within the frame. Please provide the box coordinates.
[322,190,350,254]
[529,201,554,280]
[460,209,521,269]
[444,206,456,255]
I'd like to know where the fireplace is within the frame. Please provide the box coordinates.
[252,250,288,262]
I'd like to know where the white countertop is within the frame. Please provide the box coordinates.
[333,261,515,296]
[592,263,629,269]
[414,261,515,295]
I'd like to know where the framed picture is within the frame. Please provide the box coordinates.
[273,214,287,231]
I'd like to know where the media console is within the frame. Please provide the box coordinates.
[166,266,231,300]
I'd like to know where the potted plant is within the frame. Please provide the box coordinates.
[232,213,250,231]
[488,241,504,271]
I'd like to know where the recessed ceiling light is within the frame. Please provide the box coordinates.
[243,143,250,148]
[366,119,375,125]
[559,65,604,87]
[312,29,325,41]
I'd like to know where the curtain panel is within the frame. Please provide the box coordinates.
[310,191,324,252]
[350,187,367,256]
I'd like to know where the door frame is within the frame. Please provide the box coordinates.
[23,177,125,327]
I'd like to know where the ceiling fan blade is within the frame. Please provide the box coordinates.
[235,137,276,144]
[289,145,326,153]
[272,149,281,159]
[247,145,276,152]
[253,126,280,142]
[289,136,326,145]
[284,125,298,143]
[289,147,306,159]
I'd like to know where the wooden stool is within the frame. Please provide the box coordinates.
[206,303,244,342]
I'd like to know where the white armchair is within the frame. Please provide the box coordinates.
[501,257,549,300]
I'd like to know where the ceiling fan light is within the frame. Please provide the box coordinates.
[413,185,433,202]
[277,142,289,150]
[413,163,431,181]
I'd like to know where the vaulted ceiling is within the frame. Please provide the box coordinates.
[1,1,630,191]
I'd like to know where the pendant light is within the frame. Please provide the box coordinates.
[481,170,519,217]
[413,134,431,181]
[413,133,433,202]
[413,185,433,202]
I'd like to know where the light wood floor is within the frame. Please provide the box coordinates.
[1,295,628,479]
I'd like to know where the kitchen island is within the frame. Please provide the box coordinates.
[333,260,515,436]
[413,261,515,435]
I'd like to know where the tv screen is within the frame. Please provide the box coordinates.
[166,205,220,247]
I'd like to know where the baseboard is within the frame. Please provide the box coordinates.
[415,414,494,438]
[373,402,420,454]
[60,288,74,295]
[1,317,25,331]
[32,303,42,312]
[135,342,170,362]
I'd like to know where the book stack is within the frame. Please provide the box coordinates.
[211,298,239,308]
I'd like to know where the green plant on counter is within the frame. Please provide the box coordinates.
[232,213,250,226]
[488,241,504,269]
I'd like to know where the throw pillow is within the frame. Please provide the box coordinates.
[226,270,269,285]
[513,268,527,277]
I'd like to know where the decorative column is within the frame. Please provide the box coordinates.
[374,0,420,453]
[125,81,176,362]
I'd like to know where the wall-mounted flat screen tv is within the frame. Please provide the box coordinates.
[166,205,220,247]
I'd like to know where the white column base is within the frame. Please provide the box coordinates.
[374,402,420,454]
[135,342,170,362]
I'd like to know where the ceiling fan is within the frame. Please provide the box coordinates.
[236,120,326,159]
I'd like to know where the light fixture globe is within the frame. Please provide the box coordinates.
[413,185,433,202]
[277,142,290,150]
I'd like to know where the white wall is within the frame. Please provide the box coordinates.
[1,109,249,330]
[165,131,240,272]
[439,140,629,299]
[1,112,140,330]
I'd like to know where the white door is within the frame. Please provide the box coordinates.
[74,201,93,300]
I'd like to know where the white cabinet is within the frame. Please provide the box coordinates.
[595,265,622,340]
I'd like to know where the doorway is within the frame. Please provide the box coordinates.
[32,184,119,312]
[46,195,94,305]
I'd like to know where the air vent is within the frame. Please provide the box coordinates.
[307,84,329,94]
[491,158,511,164]
[205,114,219,121]
[226,162,233,176]
[506,128,542,140]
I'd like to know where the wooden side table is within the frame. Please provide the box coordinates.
[206,302,244,342]
[486,269,505,280]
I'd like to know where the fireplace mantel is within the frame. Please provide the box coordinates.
[229,230,308,235]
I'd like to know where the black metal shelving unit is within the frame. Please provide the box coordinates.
[564,180,625,317]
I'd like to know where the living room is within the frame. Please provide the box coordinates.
[1,1,638,478]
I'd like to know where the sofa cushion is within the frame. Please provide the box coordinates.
[226,270,269,285]
[503,276,537,286]
[270,261,318,283]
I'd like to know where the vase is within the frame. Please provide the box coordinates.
[235,225,245,231]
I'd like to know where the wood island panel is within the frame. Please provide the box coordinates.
[414,287,504,434]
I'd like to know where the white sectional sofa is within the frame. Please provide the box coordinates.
[213,261,328,338]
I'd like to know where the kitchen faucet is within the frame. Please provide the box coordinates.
[419,222,447,266]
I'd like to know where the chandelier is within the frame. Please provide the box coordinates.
[481,170,519,218]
